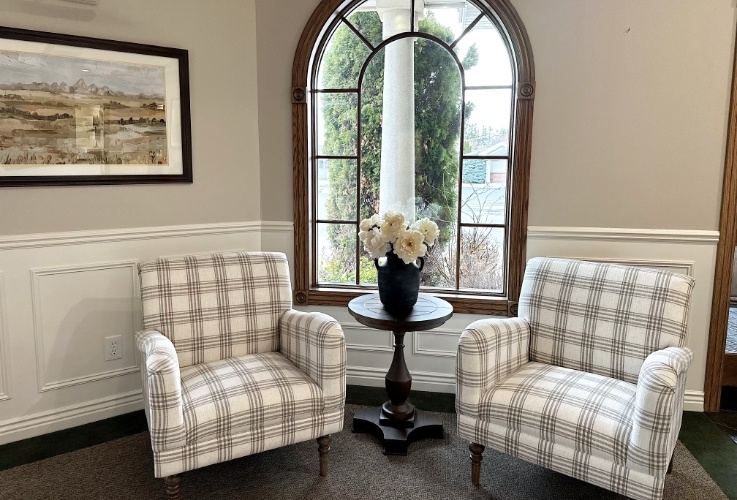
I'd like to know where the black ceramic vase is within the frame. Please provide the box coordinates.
[375,252,424,312]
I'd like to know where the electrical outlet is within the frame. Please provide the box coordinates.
[104,335,123,361]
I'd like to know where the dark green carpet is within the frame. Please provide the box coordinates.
[679,412,737,499]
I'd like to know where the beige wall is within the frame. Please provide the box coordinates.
[257,0,736,231]
[255,0,317,223]
[518,0,735,230]
[0,0,261,236]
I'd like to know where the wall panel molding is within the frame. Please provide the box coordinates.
[343,322,394,353]
[0,272,10,401]
[30,261,140,392]
[412,328,460,358]
[537,257,695,278]
[40,366,141,393]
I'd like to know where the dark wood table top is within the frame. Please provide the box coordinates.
[348,293,453,332]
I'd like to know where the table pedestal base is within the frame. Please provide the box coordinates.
[352,406,444,455]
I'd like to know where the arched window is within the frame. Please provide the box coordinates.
[292,0,534,314]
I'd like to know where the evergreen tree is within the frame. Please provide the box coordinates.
[319,12,477,284]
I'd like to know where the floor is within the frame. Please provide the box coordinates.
[717,308,737,446]
[708,387,737,446]
[1,386,736,498]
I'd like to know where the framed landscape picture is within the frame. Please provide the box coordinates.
[0,26,192,186]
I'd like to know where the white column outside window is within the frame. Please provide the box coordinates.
[376,0,424,221]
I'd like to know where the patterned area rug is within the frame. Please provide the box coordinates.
[0,405,726,499]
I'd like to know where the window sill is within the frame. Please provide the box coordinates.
[295,287,514,316]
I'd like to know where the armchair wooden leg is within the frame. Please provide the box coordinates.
[667,454,674,474]
[164,474,182,499]
[469,442,485,486]
[317,435,332,476]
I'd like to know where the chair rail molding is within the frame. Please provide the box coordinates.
[528,226,719,244]
[260,221,295,233]
[0,221,262,251]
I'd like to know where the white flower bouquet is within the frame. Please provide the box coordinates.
[358,211,439,264]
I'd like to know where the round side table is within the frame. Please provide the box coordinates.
[348,293,453,455]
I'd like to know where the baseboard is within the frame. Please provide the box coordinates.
[0,390,143,445]
[684,390,705,412]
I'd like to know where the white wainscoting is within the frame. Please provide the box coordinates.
[0,222,262,445]
[0,222,718,444]
[271,223,718,412]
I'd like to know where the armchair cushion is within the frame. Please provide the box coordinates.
[479,362,636,466]
[180,352,324,444]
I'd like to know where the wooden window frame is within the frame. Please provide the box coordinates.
[704,25,737,412]
[292,0,535,315]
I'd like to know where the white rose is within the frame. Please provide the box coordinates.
[359,214,380,233]
[412,218,439,246]
[394,229,427,264]
[379,211,406,243]
[363,227,390,258]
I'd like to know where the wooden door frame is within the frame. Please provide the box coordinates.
[704,26,737,412]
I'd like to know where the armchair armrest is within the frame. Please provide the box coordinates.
[279,309,346,413]
[136,330,186,452]
[456,318,530,418]
[628,346,693,476]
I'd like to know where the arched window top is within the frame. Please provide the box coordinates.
[293,0,535,314]
[296,0,534,94]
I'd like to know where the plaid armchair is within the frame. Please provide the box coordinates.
[456,257,694,500]
[136,251,346,498]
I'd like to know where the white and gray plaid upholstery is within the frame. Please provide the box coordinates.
[180,352,324,444]
[520,257,694,384]
[457,257,694,500]
[136,251,346,478]
[139,251,292,369]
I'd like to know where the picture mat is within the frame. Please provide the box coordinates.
[0,37,183,177]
